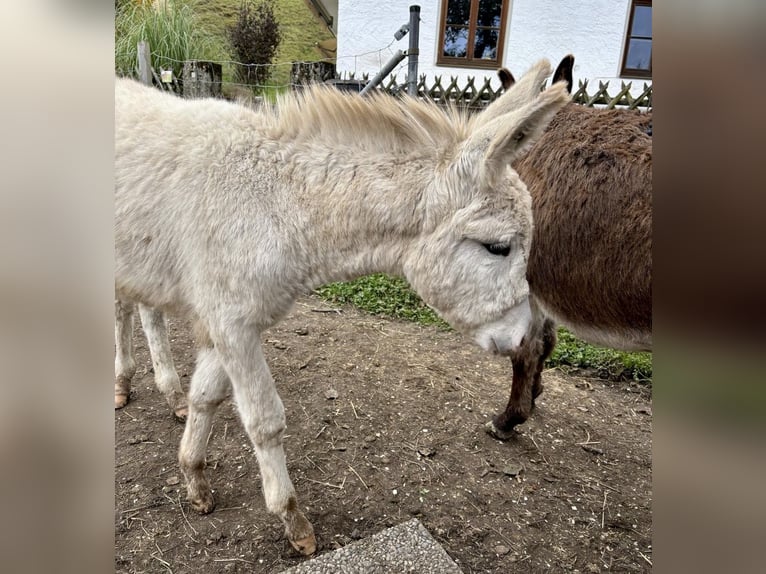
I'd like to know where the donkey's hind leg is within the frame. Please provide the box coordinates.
[115,300,136,409]
[211,321,316,555]
[179,346,230,514]
[138,304,188,422]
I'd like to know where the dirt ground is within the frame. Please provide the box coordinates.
[115,295,652,573]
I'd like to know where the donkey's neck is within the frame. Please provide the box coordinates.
[289,151,432,288]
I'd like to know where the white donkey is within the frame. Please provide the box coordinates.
[115,59,569,554]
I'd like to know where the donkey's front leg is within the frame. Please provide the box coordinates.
[486,313,554,440]
[138,304,188,422]
[215,325,316,555]
[179,346,230,514]
[486,339,539,440]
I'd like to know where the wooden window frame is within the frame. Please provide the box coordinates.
[621,0,652,79]
[436,0,509,70]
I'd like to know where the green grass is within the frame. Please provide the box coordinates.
[316,274,449,328]
[548,329,652,382]
[316,274,652,382]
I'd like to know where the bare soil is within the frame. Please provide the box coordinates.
[115,295,652,573]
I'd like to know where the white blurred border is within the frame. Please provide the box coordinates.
[0,3,114,573]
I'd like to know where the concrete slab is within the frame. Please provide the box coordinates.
[279,518,463,574]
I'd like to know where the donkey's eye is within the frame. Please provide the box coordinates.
[483,242,511,257]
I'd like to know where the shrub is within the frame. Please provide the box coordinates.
[228,0,282,91]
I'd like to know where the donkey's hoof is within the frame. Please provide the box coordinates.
[285,510,316,555]
[115,379,131,409]
[189,491,216,514]
[115,392,130,410]
[290,533,317,556]
[484,419,517,442]
[173,405,189,424]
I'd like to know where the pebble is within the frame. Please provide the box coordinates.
[325,388,339,400]
[502,463,523,477]
[127,434,149,445]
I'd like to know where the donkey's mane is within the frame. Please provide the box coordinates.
[269,85,471,155]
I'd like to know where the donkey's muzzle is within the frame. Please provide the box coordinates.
[473,298,532,355]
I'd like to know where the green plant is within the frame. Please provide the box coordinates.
[228,0,282,91]
[547,328,653,381]
[316,274,449,328]
[115,0,227,79]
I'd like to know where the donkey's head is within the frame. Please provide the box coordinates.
[402,59,570,354]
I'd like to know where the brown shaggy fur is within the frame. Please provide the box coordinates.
[521,105,652,336]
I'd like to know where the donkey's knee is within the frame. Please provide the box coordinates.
[246,411,287,448]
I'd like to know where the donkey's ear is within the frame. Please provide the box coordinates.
[552,54,574,94]
[497,68,515,90]
[461,81,569,180]
[474,59,553,130]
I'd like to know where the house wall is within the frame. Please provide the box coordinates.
[335,0,649,92]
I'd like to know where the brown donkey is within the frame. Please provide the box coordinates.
[487,55,652,440]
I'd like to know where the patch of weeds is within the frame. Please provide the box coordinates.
[549,329,652,381]
[315,274,448,328]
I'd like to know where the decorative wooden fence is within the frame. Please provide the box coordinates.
[123,52,652,111]
[290,61,652,111]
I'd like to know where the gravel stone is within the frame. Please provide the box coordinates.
[279,518,463,574]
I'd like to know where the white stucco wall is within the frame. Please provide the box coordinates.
[335,0,650,93]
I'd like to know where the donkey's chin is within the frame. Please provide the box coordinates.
[473,299,532,355]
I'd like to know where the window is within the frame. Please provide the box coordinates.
[437,0,508,69]
[621,0,652,78]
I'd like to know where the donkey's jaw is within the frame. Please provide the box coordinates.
[473,298,532,355]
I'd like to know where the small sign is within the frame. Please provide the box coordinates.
[160,69,173,83]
